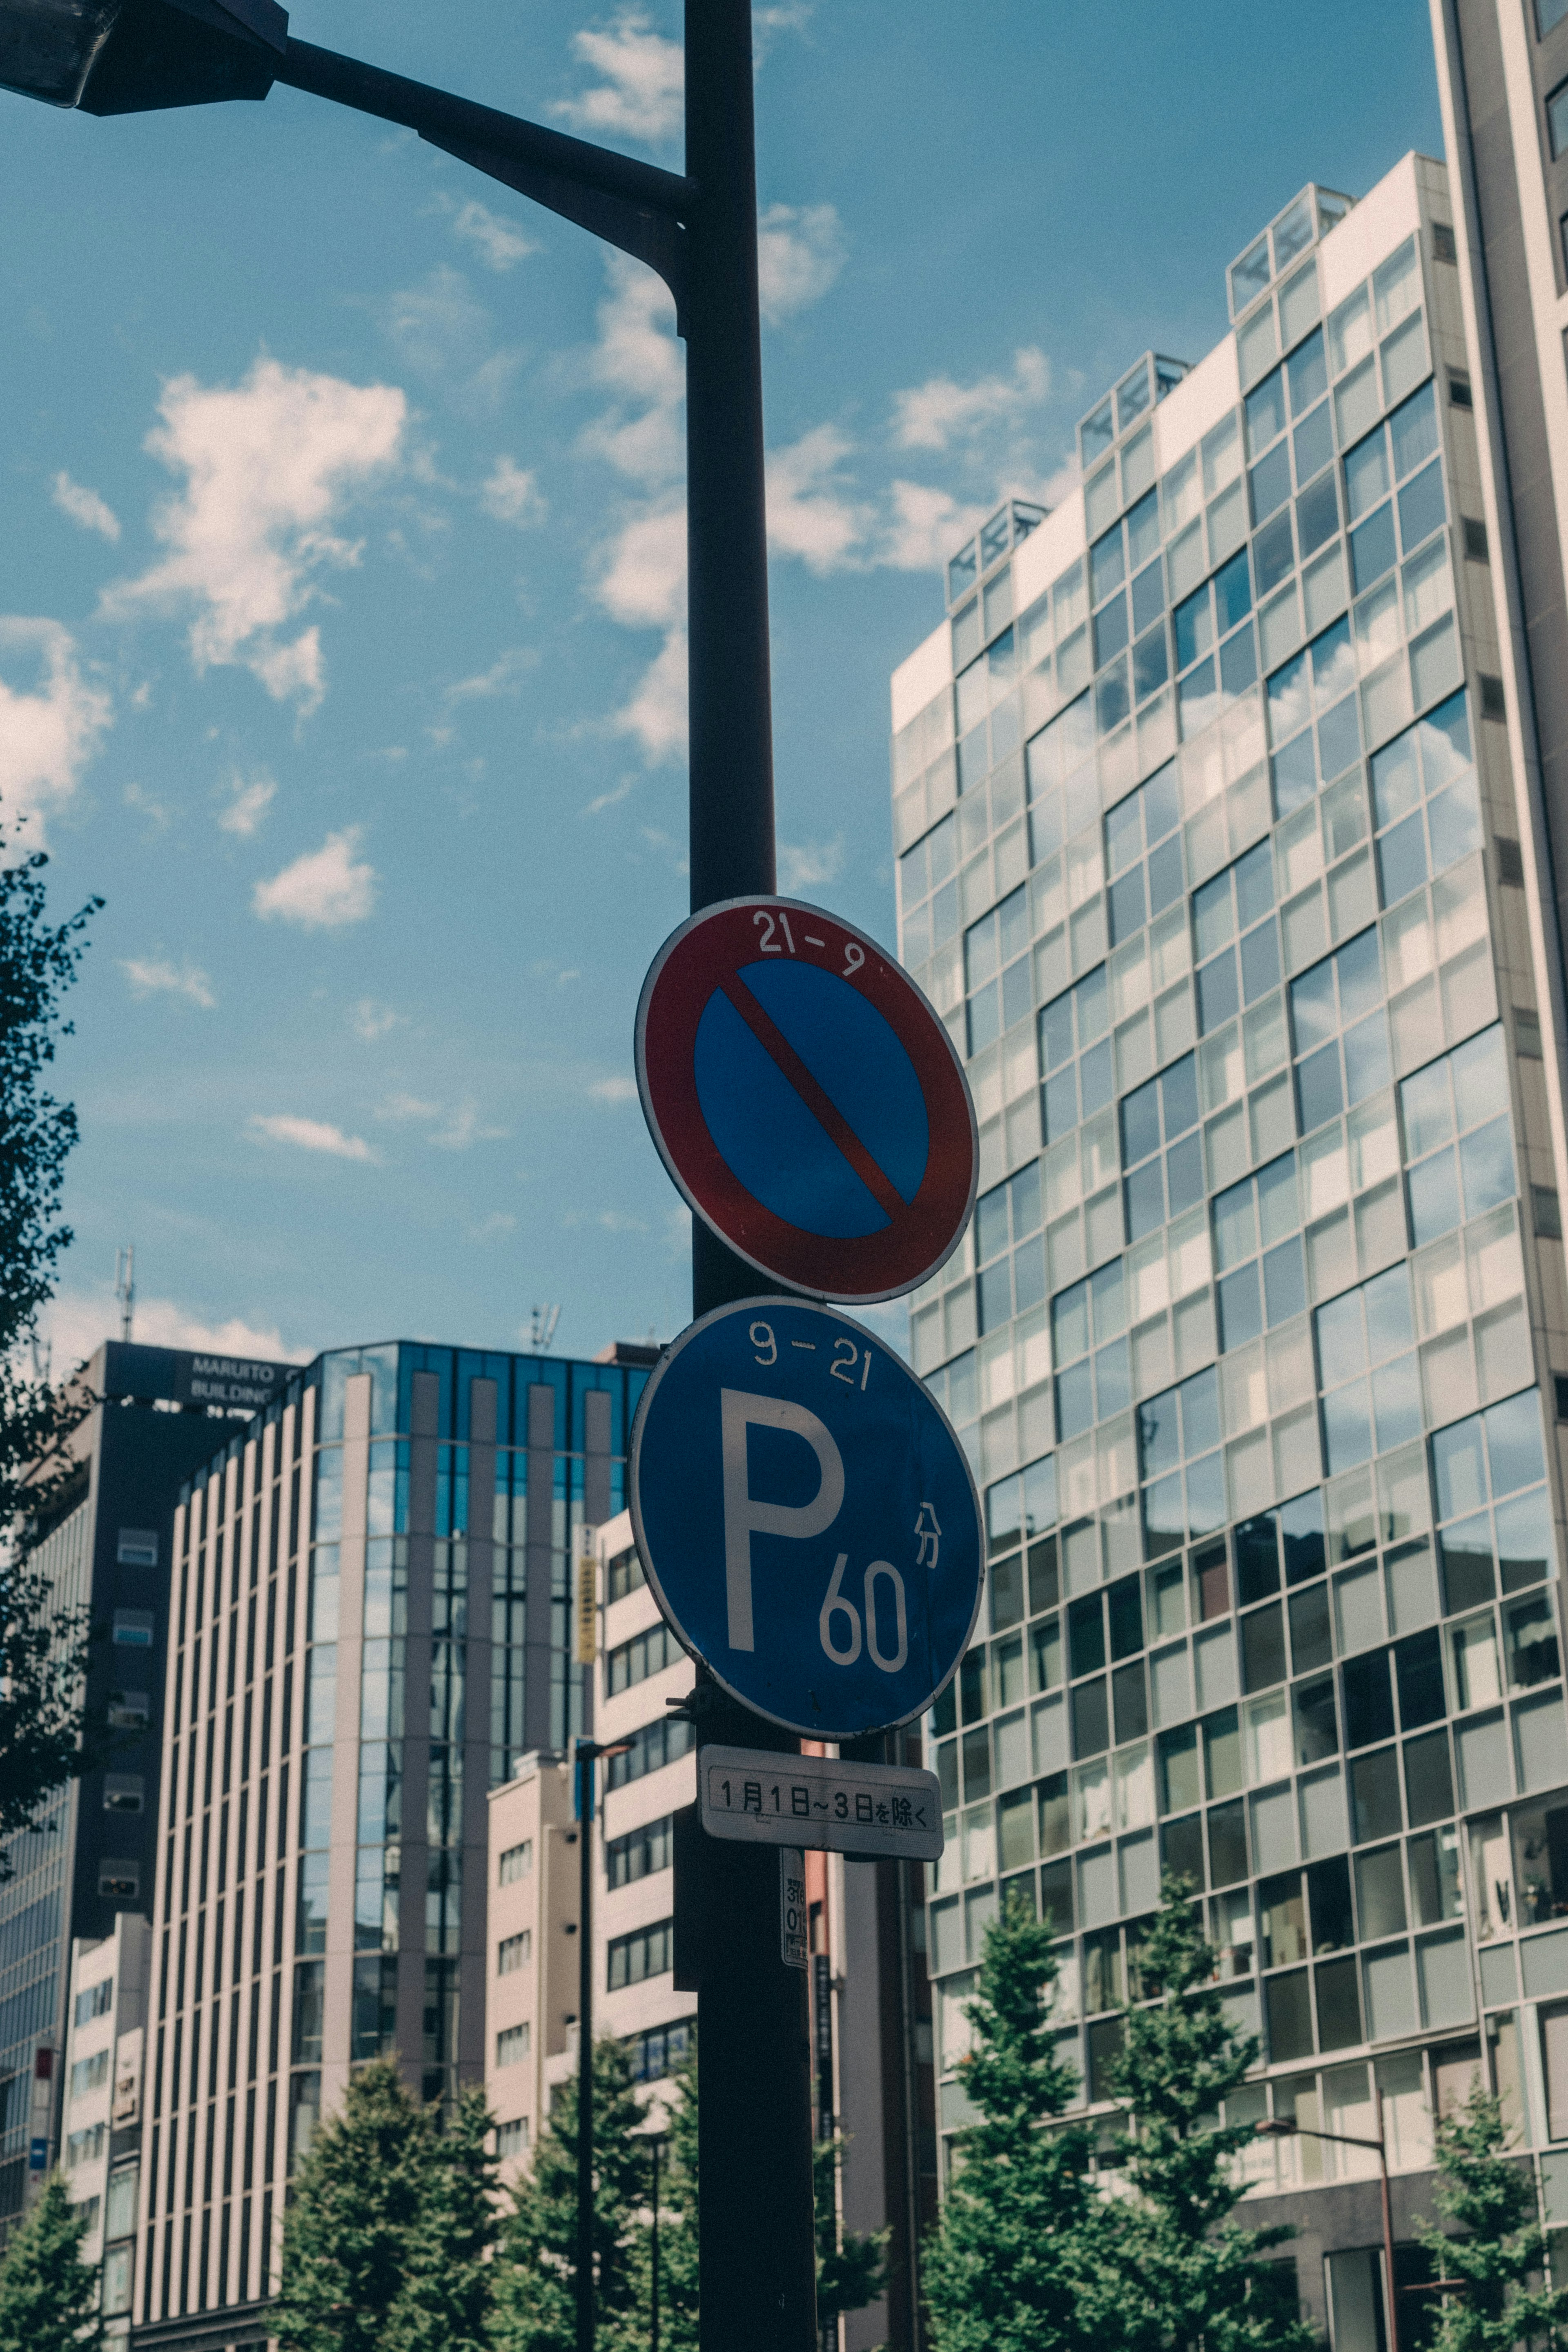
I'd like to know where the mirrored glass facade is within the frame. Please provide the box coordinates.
[892,153,1568,2309]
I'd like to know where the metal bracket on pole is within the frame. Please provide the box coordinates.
[423,135,689,327]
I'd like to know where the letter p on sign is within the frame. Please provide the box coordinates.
[719,1389,844,1650]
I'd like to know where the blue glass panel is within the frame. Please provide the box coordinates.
[1459,1116,1515,1218]
[1039,994,1075,1072]
[1486,1392,1546,1499]
[1131,558,1166,637]
[1186,1451,1226,1536]
[1132,621,1169,704]
[1250,442,1292,525]
[1056,1361,1094,1442]
[1293,402,1334,489]
[1364,1264,1415,1359]
[1241,920,1281,1003]
[1245,367,1287,454]
[1165,1133,1205,1217]
[1215,549,1253,631]
[1161,1054,1201,1138]
[1496,1487,1552,1589]
[1287,327,1328,416]
[1042,1066,1078,1142]
[1218,1263,1263,1350]
[1350,503,1398,592]
[1179,657,1220,739]
[1370,728,1421,826]
[1052,1280,1090,1362]
[978,1261,1012,1334]
[1109,867,1147,945]
[1272,731,1318,816]
[1431,1416,1488,1521]
[1094,592,1130,670]
[1267,648,1309,739]
[1343,1012,1391,1105]
[1079,1038,1115,1118]
[1317,693,1361,782]
[1296,469,1340,560]
[1408,1148,1462,1246]
[1143,1474,1185,1559]
[1253,509,1296,596]
[1138,1390,1181,1480]
[1390,382,1439,481]
[1091,527,1127,604]
[1397,460,1446,554]
[1426,776,1483,872]
[1125,1162,1165,1240]
[1345,428,1391,521]
[976,1185,1010,1265]
[1296,1043,1344,1134]
[1452,1026,1509,1128]
[1281,1490,1327,1583]
[1220,624,1258,698]
[1014,1239,1047,1317]
[1323,1379,1373,1473]
[1105,793,1142,874]
[1263,1237,1307,1325]
[1377,813,1428,907]
[1417,690,1471,786]
[1401,1062,1454,1158]
[1148,834,1184,915]
[999,885,1029,962]
[1198,949,1241,1034]
[1001,955,1032,1032]
[1145,762,1180,840]
[967,982,1000,1054]
[1372,1356,1422,1453]
[1011,1162,1042,1236]
[1095,1338,1130,1420]
[1213,1177,1258,1270]
[1096,659,1130,737]
[1120,1076,1161,1165]
[1174,585,1215,671]
[1180,1366,1221,1456]
[1091,1257,1127,1336]
[1290,961,1339,1052]
[1127,488,1161,570]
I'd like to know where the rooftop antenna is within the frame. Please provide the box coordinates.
[114,1245,136,1343]
[530,1304,561,1354]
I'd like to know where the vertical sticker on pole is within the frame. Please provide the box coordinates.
[780,1850,807,1969]
[574,1523,598,1666]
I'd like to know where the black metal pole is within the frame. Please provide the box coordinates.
[682,7,816,2344]
[577,1743,595,2352]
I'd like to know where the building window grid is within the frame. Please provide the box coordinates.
[898,206,1568,2132]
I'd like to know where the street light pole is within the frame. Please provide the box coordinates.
[0,4,817,2342]
[575,1739,597,2352]
[1257,2102,1399,2350]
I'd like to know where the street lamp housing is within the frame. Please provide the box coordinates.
[0,0,284,114]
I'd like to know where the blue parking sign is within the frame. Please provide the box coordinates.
[629,1297,982,1739]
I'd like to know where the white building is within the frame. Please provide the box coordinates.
[58,1915,150,2338]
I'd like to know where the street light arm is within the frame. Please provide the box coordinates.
[273,37,693,314]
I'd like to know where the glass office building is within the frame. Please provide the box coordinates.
[892,152,1568,2333]
[131,1339,651,2346]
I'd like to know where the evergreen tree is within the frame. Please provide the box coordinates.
[923,1886,1107,2352]
[1105,1875,1314,2352]
[813,2134,888,2342]
[1416,2081,1568,2350]
[0,837,101,1874]
[494,2036,652,2352]
[273,2060,433,2352]
[0,2170,102,2352]
[390,2087,501,2352]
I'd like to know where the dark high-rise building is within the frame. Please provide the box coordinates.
[0,1341,288,2241]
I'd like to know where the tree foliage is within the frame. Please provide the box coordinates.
[0,2170,102,2352]
[389,2087,502,2352]
[1416,2082,1568,2351]
[1105,1875,1315,2352]
[494,2036,653,2352]
[923,1888,1107,2352]
[0,840,101,1872]
[273,2060,433,2352]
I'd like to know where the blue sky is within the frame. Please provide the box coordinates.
[0,0,1441,1372]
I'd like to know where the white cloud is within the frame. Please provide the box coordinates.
[553,9,682,144]
[248,1112,379,1163]
[757,204,844,324]
[613,627,687,765]
[891,347,1050,452]
[878,481,992,574]
[446,647,537,702]
[253,828,376,929]
[377,1092,441,1123]
[468,1211,517,1241]
[590,1074,639,1103]
[380,267,521,416]
[431,1101,508,1151]
[101,357,406,712]
[766,425,871,574]
[779,833,844,892]
[482,457,547,529]
[124,778,171,831]
[44,1287,301,1373]
[220,772,276,836]
[595,499,686,628]
[752,2,815,64]
[0,618,112,845]
[448,199,536,272]
[350,998,402,1040]
[120,954,216,1008]
[580,258,685,486]
[52,472,120,542]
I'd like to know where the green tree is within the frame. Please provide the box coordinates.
[923,1887,1107,2352]
[273,2060,433,2352]
[0,840,101,1873]
[1105,1875,1314,2352]
[495,2036,652,2352]
[1416,2081,1568,2350]
[814,2134,888,2342]
[630,2043,699,2352]
[390,2087,501,2352]
[0,2170,102,2352]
